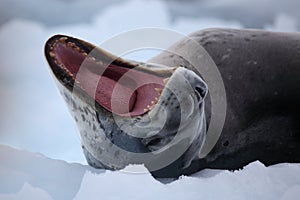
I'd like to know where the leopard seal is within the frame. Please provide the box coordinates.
[45,28,300,178]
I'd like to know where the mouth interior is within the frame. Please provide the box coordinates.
[50,40,169,116]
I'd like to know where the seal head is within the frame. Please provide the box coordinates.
[44,35,208,174]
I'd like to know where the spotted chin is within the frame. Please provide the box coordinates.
[45,35,175,117]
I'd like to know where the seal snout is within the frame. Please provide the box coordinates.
[170,67,208,102]
[140,67,208,151]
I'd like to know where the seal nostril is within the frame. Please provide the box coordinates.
[195,86,206,99]
[147,138,161,147]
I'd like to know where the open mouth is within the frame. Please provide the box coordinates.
[45,35,174,116]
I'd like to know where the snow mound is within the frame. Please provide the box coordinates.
[0,145,299,200]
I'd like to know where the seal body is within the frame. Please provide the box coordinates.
[149,28,300,176]
[45,29,300,178]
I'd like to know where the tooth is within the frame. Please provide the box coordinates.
[144,108,148,112]
[67,42,73,47]
[59,37,68,42]
[163,78,169,84]
[155,97,158,101]
[155,88,162,93]
[61,66,67,70]
[49,51,55,58]
[53,41,58,47]
[82,52,88,56]
[54,60,60,65]
[74,47,80,51]
[90,57,96,61]
[147,105,151,109]
[151,101,154,104]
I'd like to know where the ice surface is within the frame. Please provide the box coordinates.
[0,145,98,200]
[0,145,299,200]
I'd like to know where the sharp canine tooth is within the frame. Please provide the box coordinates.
[59,37,68,42]
[49,51,55,58]
[144,108,148,112]
[54,60,60,65]
[147,105,151,109]
[82,52,88,56]
[151,101,154,104]
[155,97,158,101]
[155,88,162,93]
[163,78,169,84]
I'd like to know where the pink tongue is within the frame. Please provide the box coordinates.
[97,76,137,114]
[76,65,164,116]
[76,67,137,115]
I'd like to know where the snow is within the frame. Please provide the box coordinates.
[0,0,300,199]
[0,183,53,200]
[0,145,93,200]
[0,145,299,200]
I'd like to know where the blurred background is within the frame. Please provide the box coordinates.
[0,0,299,164]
